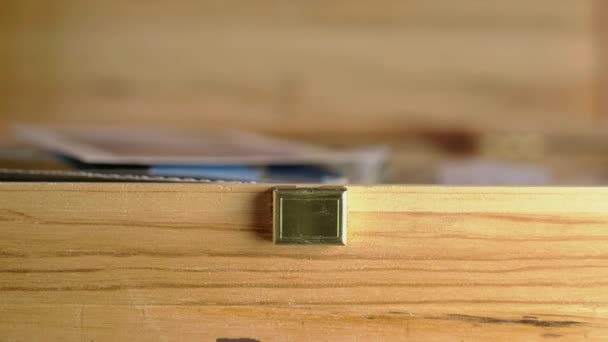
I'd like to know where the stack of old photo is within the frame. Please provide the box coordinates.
[3,124,388,184]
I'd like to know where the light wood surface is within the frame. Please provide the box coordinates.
[0,0,599,134]
[0,183,607,340]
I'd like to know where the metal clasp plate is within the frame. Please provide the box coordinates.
[273,186,347,245]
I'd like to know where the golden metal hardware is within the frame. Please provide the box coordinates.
[273,186,347,245]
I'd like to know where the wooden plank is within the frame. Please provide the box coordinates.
[0,183,607,340]
[0,0,597,134]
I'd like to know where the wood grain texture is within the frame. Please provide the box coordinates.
[0,183,607,340]
[0,0,598,135]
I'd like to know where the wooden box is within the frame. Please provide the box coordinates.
[1,183,606,340]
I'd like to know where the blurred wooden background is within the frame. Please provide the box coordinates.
[0,0,602,136]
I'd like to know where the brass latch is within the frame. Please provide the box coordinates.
[272,186,347,245]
